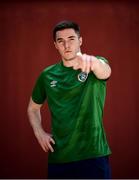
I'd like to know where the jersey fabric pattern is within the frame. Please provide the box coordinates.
[32,56,112,163]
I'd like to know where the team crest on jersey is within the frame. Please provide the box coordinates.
[77,72,88,82]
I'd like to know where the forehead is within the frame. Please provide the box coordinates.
[55,28,78,40]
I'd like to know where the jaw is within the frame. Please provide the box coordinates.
[62,49,81,61]
[63,54,77,61]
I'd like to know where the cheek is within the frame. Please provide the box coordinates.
[75,43,81,50]
[57,48,65,55]
[75,41,81,48]
[56,45,63,52]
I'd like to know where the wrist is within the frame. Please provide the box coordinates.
[34,126,45,137]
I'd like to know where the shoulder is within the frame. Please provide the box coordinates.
[34,63,59,83]
[39,63,60,77]
[42,63,59,73]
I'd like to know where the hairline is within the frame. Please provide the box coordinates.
[55,28,80,42]
[53,21,80,42]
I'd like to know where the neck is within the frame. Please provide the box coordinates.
[62,58,77,67]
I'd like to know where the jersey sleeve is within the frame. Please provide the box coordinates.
[96,56,109,64]
[95,56,110,81]
[32,72,47,104]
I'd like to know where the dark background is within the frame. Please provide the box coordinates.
[0,0,139,178]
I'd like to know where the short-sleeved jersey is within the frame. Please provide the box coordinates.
[32,56,111,163]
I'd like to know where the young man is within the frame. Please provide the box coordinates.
[27,20,112,179]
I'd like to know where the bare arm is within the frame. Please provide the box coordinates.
[90,56,111,79]
[73,53,111,80]
[27,98,55,152]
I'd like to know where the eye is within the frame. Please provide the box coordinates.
[70,38,75,41]
[57,40,63,44]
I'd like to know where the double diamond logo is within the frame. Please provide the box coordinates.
[50,80,58,87]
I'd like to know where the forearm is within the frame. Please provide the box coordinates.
[74,53,111,79]
[28,108,55,152]
[27,108,45,137]
[91,58,111,80]
[27,98,55,152]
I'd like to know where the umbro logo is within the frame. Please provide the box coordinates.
[50,80,58,87]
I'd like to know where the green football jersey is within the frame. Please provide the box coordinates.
[32,56,111,163]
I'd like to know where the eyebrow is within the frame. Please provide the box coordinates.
[68,36,76,39]
[56,35,76,41]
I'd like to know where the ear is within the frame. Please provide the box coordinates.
[54,42,58,49]
[79,37,82,46]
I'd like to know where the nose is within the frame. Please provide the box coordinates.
[64,41,69,49]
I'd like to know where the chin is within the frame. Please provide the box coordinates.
[64,55,76,61]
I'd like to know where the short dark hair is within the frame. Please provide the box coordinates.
[53,20,80,41]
